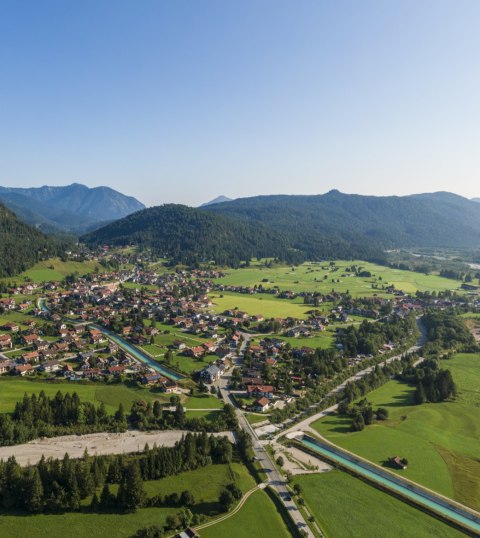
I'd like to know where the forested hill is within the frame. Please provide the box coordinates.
[81,204,384,265]
[205,190,480,249]
[0,203,62,277]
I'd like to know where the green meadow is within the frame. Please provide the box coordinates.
[209,291,313,319]
[213,260,461,296]
[0,463,256,538]
[200,489,291,538]
[312,353,480,510]
[294,471,465,538]
[0,378,222,414]
[0,378,167,413]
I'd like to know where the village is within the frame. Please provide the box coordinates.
[0,261,477,424]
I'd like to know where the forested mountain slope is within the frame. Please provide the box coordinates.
[205,190,480,249]
[0,203,63,277]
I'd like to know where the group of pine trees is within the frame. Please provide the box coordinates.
[338,397,389,432]
[405,362,457,405]
[0,432,233,514]
[129,400,238,433]
[0,391,127,446]
[422,310,478,354]
[339,312,418,357]
[0,391,240,448]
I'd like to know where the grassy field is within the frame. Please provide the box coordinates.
[294,471,466,538]
[0,378,171,413]
[312,353,480,510]
[11,258,100,283]
[251,328,335,350]
[200,489,291,538]
[0,463,256,538]
[213,260,462,296]
[185,393,223,409]
[209,291,313,319]
[245,413,269,425]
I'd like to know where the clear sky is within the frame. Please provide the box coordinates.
[1,0,479,206]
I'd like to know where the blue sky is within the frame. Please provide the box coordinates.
[1,0,479,206]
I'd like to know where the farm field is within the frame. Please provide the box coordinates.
[212,260,461,296]
[10,258,100,283]
[200,489,291,538]
[294,471,466,538]
[209,291,312,319]
[0,463,256,538]
[312,353,480,510]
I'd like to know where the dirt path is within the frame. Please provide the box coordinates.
[0,430,235,466]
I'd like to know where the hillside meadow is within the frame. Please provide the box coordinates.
[11,258,100,283]
[312,353,480,510]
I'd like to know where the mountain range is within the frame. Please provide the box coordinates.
[0,183,145,234]
[204,190,480,250]
[82,190,480,265]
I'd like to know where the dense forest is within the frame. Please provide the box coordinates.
[81,203,385,265]
[422,310,478,354]
[0,203,65,277]
[205,190,480,249]
[338,312,418,357]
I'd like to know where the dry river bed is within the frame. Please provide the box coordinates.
[0,430,235,466]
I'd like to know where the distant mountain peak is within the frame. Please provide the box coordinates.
[0,183,145,234]
[201,195,233,207]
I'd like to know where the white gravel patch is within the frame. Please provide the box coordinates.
[0,430,235,466]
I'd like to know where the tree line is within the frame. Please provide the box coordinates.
[0,391,127,446]
[399,359,457,404]
[0,432,233,515]
[0,391,237,448]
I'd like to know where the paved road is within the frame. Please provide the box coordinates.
[218,332,314,536]
[279,318,428,439]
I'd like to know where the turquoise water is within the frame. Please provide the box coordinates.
[38,298,183,381]
[90,324,184,381]
[301,436,480,534]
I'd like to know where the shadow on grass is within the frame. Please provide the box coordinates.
[191,501,221,517]
[319,416,353,434]
[380,393,414,408]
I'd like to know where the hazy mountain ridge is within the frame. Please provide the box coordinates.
[200,195,233,206]
[0,183,145,234]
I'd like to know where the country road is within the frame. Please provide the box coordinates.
[217,332,315,537]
